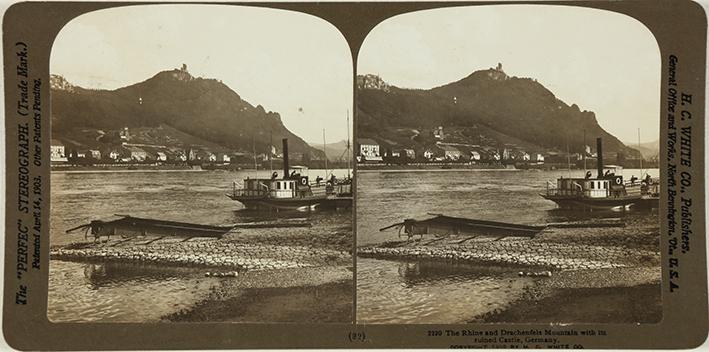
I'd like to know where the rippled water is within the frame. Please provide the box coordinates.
[356,168,658,323]
[357,258,534,324]
[48,261,220,322]
[49,169,352,322]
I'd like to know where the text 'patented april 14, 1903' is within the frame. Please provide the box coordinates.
[14,41,44,305]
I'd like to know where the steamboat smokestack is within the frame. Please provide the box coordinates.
[596,137,603,178]
[282,138,289,177]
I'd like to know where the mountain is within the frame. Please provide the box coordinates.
[357,65,640,157]
[630,139,660,160]
[50,68,322,158]
[311,140,351,162]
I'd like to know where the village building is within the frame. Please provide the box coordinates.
[433,126,444,139]
[470,151,481,161]
[126,146,147,161]
[74,150,88,158]
[156,152,167,161]
[217,153,231,163]
[357,138,382,161]
[89,150,101,159]
[439,145,461,160]
[108,150,121,161]
[119,127,131,142]
[50,139,67,162]
[175,152,187,162]
[403,149,416,159]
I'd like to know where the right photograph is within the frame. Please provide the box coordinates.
[355,5,662,324]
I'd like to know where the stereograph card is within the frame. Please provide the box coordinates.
[1,0,707,349]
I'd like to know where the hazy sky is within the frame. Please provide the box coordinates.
[51,5,352,144]
[358,5,661,144]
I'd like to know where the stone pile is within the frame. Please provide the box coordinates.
[358,237,659,271]
[51,238,351,271]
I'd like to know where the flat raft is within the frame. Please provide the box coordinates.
[380,214,546,240]
[66,214,311,240]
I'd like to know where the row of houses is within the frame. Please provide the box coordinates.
[50,140,246,164]
[356,138,546,163]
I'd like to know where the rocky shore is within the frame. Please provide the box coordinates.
[51,231,350,272]
[358,216,660,271]
[359,214,661,323]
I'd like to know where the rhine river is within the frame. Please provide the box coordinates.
[49,168,351,322]
[356,168,659,324]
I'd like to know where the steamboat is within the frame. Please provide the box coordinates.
[227,138,352,211]
[541,137,660,210]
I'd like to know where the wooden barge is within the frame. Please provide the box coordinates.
[380,214,546,241]
[66,214,310,241]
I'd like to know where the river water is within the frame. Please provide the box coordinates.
[49,168,352,322]
[356,168,659,324]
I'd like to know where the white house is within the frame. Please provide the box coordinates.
[89,150,101,159]
[470,151,481,161]
[50,139,67,162]
[440,145,461,160]
[358,138,382,161]
[433,126,444,139]
[218,153,231,163]
[127,147,147,161]
[156,152,167,161]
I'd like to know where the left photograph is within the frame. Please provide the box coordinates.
[48,5,354,323]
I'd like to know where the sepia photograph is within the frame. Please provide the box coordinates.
[355,5,662,324]
[47,4,354,323]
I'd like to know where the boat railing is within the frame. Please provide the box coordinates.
[545,181,585,197]
[546,188,586,197]
[232,188,270,198]
[310,184,328,197]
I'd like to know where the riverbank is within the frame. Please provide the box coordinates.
[357,163,510,171]
[358,223,660,271]
[50,219,353,322]
[51,224,352,270]
[358,213,661,323]
[51,164,202,172]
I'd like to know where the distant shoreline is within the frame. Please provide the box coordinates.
[357,168,522,173]
[51,169,208,174]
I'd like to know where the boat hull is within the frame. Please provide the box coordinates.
[227,194,325,211]
[541,194,640,210]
